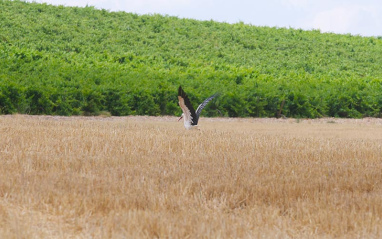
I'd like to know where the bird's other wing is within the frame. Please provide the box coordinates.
[178,86,197,125]
[195,93,218,120]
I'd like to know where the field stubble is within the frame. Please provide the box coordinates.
[1,115,382,238]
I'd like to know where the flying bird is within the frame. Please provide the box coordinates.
[178,86,218,130]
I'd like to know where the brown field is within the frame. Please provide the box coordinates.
[1,115,382,238]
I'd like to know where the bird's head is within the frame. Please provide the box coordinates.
[178,113,184,121]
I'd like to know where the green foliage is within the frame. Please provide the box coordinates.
[102,88,131,116]
[0,81,23,114]
[24,87,49,114]
[80,88,103,116]
[0,0,382,118]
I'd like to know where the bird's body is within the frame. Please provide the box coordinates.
[178,86,218,129]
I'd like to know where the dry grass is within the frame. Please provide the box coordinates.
[1,115,382,238]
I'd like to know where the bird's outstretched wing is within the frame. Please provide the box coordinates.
[195,93,218,119]
[178,86,197,125]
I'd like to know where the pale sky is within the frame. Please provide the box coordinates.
[27,0,382,37]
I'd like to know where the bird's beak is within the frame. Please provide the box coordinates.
[178,115,183,121]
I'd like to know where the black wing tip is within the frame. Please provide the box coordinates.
[178,85,183,96]
[205,93,219,102]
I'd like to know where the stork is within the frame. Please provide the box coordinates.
[178,86,218,130]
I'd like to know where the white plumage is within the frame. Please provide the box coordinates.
[178,86,218,129]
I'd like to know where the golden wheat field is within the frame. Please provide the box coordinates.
[1,115,382,238]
